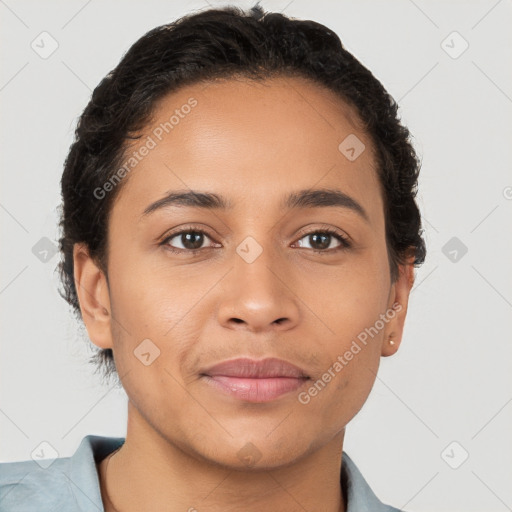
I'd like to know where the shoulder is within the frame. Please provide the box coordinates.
[342,452,407,512]
[0,456,75,511]
[0,435,125,512]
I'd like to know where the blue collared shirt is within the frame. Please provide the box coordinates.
[0,435,404,511]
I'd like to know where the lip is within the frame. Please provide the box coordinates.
[200,357,310,403]
[202,357,310,378]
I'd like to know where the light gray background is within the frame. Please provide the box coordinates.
[1,1,511,511]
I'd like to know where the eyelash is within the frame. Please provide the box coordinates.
[160,225,352,256]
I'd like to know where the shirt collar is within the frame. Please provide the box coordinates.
[341,452,394,511]
[69,434,125,511]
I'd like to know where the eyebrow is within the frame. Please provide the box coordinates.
[141,188,369,223]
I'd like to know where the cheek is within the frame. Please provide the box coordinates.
[308,252,389,412]
[316,259,390,344]
[303,335,381,433]
[106,251,210,379]
[107,248,196,334]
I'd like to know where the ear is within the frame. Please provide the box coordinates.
[73,242,113,350]
[381,258,415,357]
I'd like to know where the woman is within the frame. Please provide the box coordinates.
[0,4,425,511]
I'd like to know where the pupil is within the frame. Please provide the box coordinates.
[311,233,330,250]
[183,232,203,249]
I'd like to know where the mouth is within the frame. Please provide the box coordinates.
[200,357,310,403]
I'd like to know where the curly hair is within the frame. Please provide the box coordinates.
[58,4,426,383]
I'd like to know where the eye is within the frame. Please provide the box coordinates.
[159,225,352,256]
[160,228,218,255]
[294,227,351,254]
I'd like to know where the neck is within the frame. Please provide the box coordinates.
[99,401,346,512]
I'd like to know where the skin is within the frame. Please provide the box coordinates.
[74,75,415,512]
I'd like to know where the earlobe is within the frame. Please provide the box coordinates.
[381,260,415,357]
[73,243,113,350]
[382,337,399,357]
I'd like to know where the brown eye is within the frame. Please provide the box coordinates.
[161,229,216,254]
[174,231,205,250]
[295,228,351,253]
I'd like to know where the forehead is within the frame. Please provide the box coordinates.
[111,75,383,225]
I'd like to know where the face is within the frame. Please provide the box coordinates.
[75,75,413,469]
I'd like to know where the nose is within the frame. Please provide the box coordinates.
[217,243,300,333]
